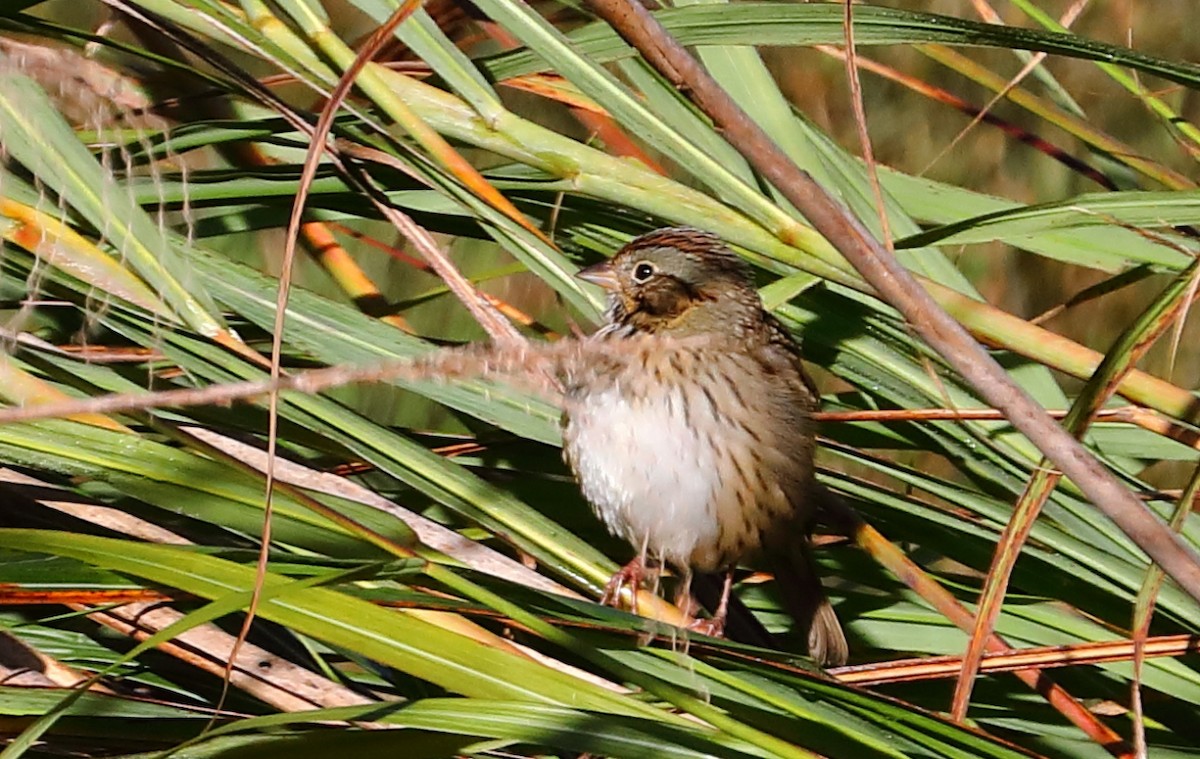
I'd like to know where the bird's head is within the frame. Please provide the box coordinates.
[577,228,763,336]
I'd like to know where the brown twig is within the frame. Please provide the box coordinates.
[819,404,1200,456]
[831,633,1200,686]
[840,2,892,252]
[0,336,712,425]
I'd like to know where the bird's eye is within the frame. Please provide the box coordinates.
[632,261,655,283]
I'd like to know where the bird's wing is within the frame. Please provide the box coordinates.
[761,312,821,406]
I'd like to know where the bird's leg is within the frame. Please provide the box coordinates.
[672,569,695,619]
[601,556,658,615]
[685,569,735,638]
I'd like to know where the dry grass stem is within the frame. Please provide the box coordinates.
[0,335,715,426]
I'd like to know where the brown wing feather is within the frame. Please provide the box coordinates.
[761,311,821,407]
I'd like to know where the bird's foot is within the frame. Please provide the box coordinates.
[682,569,733,638]
[685,615,726,638]
[601,557,655,615]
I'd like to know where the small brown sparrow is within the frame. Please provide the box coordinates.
[561,227,847,665]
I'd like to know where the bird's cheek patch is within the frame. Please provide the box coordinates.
[639,287,688,318]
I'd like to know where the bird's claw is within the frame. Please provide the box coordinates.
[601,557,653,615]
[685,616,726,638]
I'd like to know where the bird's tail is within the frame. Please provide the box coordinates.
[770,541,848,666]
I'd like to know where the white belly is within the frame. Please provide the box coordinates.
[564,384,727,569]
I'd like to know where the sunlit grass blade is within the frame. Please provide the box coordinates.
[0,530,661,715]
[0,68,226,339]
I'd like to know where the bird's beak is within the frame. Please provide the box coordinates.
[576,260,620,291]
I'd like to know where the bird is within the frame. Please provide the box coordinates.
[560,227,848,665]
